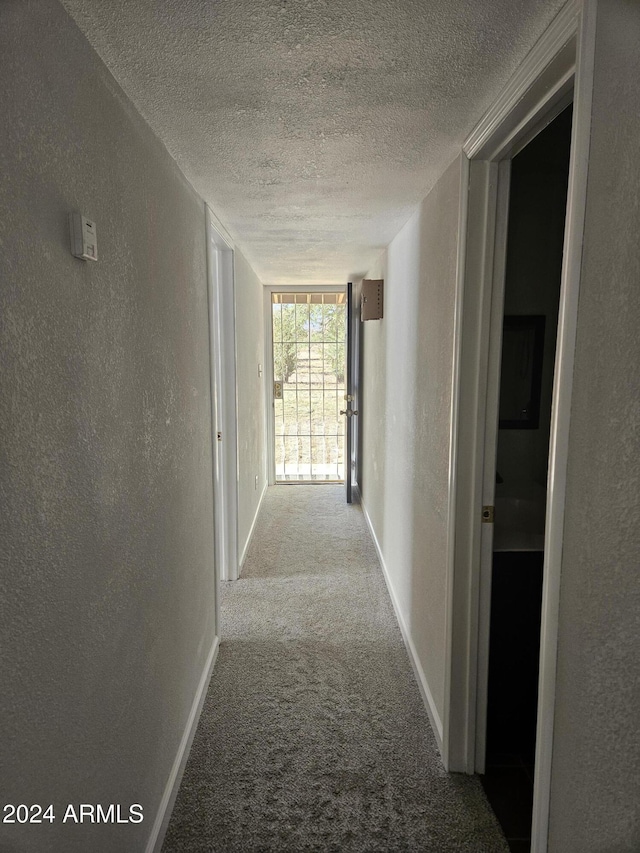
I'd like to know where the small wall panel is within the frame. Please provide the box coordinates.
[361,279,384,320]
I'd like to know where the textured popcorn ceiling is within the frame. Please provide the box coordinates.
[61,0,564,283]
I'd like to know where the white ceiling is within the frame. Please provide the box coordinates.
[61,0,565,284]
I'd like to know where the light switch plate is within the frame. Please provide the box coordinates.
[69,212,98,261]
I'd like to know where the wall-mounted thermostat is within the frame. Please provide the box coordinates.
[69,212,98,261]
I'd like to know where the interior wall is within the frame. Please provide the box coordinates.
[234,250,266,566]
[549,1,640,850]
[360,156,462,734]
[0,2,216,850]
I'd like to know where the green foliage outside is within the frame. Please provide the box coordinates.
[273,302,345,383]
[273,304,305,383]
[321,304,346,383]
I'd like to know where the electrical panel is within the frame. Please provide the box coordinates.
[361,279,383,320]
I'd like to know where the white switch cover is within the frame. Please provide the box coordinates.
[69,212,98,261]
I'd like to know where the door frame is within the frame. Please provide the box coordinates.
[346,280,363,504]
[473,158,512,775]
[206,206,239,583]
[445,1,596,850]
[263,284,347,486]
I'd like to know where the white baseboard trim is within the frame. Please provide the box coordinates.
[238,480,268,572]
[145,636,220,853]
[360,500,445,753]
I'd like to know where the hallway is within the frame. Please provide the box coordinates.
[162,486,507,852]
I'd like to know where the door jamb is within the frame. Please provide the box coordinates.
[474,158,512,774]
[263,284,347,486]
[206,206,240,583]
[446,3,596,852]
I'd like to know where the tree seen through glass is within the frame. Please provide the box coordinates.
[272,294,346,481]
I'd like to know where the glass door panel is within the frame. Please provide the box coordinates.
[272,291,346,482]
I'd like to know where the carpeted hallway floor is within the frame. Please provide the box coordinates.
[162,485,508,852]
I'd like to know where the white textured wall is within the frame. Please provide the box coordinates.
[0,2,216,850]
[234,250,266,566]
[361,157,461,731]
[549,2,640,849]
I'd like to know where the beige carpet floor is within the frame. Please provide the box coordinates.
[162,485,508,852]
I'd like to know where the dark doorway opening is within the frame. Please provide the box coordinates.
[481,104,573,853]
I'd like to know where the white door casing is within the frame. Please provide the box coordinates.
[474,159,511,774]
[445,3,596,853]
[206,206,239,583]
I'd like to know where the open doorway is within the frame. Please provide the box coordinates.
[206,207,239,584]
[480,106,573,852]
[448,7,594,851]
[269,289,347,483]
